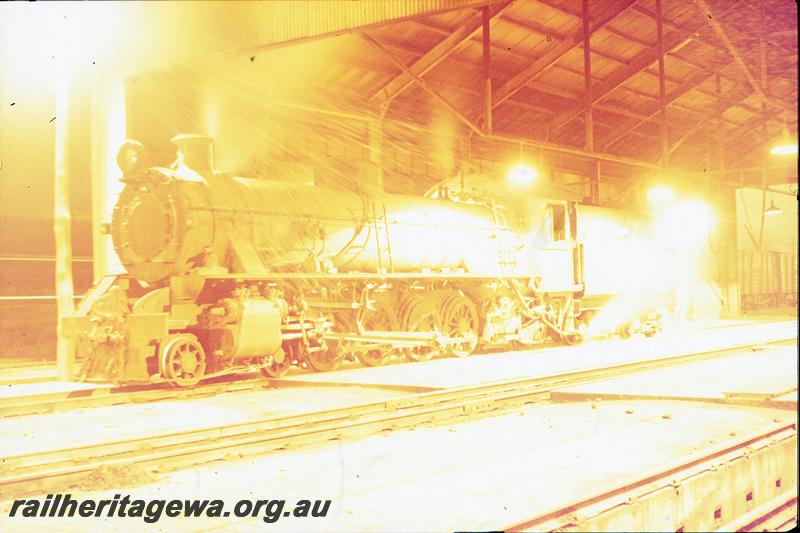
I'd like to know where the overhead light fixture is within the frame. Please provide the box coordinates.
[647,185,675,206]
[764,198,782,216]
[770,116,798,155]
[507,163,538,186]
[507,143,538,186]
[771,144,798,156]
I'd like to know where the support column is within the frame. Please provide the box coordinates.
[581,0,593,151]
[55,75,75,381]
[90,76,127,279]
[589,159,600,204]
[756,4,768,251]
[656,0,668,161]
[481,6,493,135]
[718,186,741,317]
[714,53,739,317]
[368,117,385,191]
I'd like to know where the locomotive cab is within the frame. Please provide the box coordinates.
[533,200,583,293]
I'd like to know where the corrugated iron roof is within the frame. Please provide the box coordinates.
[127,0,795,185]
[339,0,797,176]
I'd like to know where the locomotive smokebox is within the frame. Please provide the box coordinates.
[111,136,222,284]
[172,134,215,176]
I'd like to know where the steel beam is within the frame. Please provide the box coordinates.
[602,63,730,151]
[692,0,792,115]
[492,0,636,109]
[581,0,593,151]
[714,52,740,317]
[661,85,752,161]
[365,31,785,188]
[367,35,665,149]
[362,33,485,136]
[725,108,796,158]
[757,4,769,251]
[655,0,667,162]
[769,28,797,39]
[482,6,493,134]
[715,54,725,173]
[546,27,697,136]
[369,1,513,107]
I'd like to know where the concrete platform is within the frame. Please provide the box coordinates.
[0,380,107,400]
[0,366,57,386]
[1,321,795,459]
[1,399,794,532]
[276,320,797,390]
[551,342,798,408]
[0,384,409,457]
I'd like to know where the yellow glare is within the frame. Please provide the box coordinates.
[770,144,798,155]
[0,3,117,84]
[654,199,716,248]
[646,185,675,206]
[507,163,538,186]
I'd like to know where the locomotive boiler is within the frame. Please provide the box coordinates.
[64,135,670,386]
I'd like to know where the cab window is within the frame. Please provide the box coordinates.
[548,204,566,241]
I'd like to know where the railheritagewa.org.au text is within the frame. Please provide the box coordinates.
[9,494,332,524]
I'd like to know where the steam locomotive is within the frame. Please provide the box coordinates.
[64,135,673,386]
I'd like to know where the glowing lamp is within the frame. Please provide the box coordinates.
[507,163,538,186]
[647,185,675,206]
[770,120,797,155]
[653,199,716,248]
[770,144,798,156]
[680,199,715,230]
[764,199,782,216]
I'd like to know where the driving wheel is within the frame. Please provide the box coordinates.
[441,294,479,357]
[400,295,440,362]
[305,340,342,372]
[358,306,395,367]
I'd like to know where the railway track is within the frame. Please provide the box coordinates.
[1,322,794,418]
[0,372,273,418]
[1,337,794,499]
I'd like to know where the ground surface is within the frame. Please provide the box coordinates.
[0,317,796,532]
[1,399,792,532]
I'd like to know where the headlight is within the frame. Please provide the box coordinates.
[116,140,147,176]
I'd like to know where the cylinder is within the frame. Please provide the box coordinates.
[219,298,283,360]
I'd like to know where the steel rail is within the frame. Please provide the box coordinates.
[0,374,278,418]
[0,327,793,418]
[0,337,794,498]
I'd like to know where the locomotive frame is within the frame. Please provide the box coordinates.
[63,135,671,386]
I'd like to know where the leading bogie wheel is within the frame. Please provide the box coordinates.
[261,348,291,378]
[160,334,207,387]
